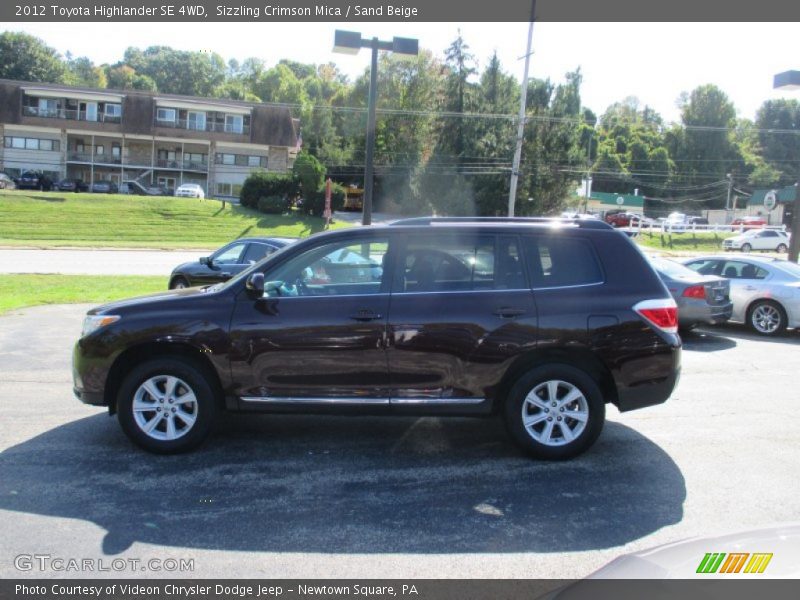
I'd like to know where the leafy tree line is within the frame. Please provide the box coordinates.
[2,31,799,215]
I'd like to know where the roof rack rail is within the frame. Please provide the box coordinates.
[389,216,613,230]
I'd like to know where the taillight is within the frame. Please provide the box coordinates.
[634,298,678,334]
[682,284,706,299]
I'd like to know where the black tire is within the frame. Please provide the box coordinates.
[116,358,218,453]
[504,364,605,460]
[777,243,788,253]
[169,276,190,290]
[741,243,752,253]
[747,300,787,337]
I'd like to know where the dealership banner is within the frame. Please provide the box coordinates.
[2,580,800,600]
[1,0,799,22]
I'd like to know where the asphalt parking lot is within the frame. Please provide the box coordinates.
[0,304,798,579]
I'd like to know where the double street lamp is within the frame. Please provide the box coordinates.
[773,70,800,262]
[334,30,419,225]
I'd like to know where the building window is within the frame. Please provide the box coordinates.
[247,155,263,168]
[187,111,206,131]
[216,153,235,165]
[225,114,244,134]
[217,182,239,196]
[4,136,60,151]
[157,108,176,122]
[105,103,121,118]
[75,142,85,153]
[112,144,121,158]
[95,145,104,155]
[157,149,177,161]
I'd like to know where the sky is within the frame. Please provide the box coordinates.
[3,21,799,123]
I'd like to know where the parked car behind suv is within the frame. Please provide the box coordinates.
[722,228,789,253]
[73,218,681,458]
[647,255,732,330]
[175,183,205,198]
[731,216,767,230]
[168,237,296,289]
[16,170,53,191]
[55,178,90,193]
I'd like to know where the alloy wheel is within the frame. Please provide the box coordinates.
[521,380,589,447]
[132,375,198,441]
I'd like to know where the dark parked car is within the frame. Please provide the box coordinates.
[55,178,90,192]
[16,170,53,191]
[168,237,296,289]
[90,180,119,194]
[687,216,709,225]
[73,217,681,457]
[0,173,16,190]
[647,255,732,331]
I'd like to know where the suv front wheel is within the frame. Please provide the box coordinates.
[504,364,605,460]
[117,358,218,453]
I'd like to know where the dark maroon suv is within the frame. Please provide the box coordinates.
[73,217,681,459]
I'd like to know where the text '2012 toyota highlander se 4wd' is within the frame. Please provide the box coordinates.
[73,217,681,459]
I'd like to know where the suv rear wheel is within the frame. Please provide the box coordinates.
[504,364,605,460]
[116,358,218,453]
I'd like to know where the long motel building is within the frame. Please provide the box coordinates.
[0,79,300,198]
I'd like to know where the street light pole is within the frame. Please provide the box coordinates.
[363,39,379,226]
[334,30,418,226]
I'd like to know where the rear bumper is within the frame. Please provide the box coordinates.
[679,301,733,326]
[615,340,681,412]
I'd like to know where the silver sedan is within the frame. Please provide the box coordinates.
[681,254,800,336]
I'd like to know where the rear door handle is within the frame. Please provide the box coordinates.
[493,307,527,319]
[349,309,382,322]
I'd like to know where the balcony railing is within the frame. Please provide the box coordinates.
[67,152,122,164]
[154,117,249,135]
[155,158,209,171]
[23,106,122,123]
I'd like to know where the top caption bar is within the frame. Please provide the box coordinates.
[2,0,800,22]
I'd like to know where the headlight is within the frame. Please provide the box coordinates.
[82,314,120,337]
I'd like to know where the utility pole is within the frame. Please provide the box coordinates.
[508,0,536,217]
[725,173,733,212]
[789,183,800,263]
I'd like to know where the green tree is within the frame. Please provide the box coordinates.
[0,32,65,83]
[64,55,107,88]
[755,99,800,186]
[675,84,741,193]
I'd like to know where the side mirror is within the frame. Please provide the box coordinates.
[246,272,265,296]
[199,256,211,266]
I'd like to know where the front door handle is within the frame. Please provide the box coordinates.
[349,309,382,322]
[493,307,527,319]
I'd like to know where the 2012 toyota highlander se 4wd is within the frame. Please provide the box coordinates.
[73,217,681,459]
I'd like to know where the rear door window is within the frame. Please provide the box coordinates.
[521,235,603,288]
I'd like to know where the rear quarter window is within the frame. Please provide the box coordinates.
[522,235,604,288]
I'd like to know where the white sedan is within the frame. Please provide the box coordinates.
[682,254,800,335]
[175,183,205,199]
[722,228,789,253]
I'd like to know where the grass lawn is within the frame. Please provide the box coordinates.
[0,274,166,315]
[635,230,733,253]
[0,190,351,249]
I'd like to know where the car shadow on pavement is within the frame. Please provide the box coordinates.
[680,329,738,352]
[691,324,800,347]
[0,413,685,556]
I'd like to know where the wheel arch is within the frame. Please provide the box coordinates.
[104,341,225,414]
[492,347,618,413]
